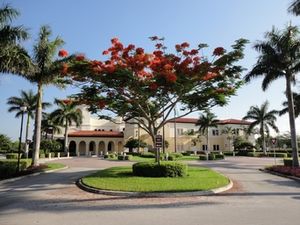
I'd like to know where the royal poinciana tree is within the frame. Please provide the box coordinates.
[66,37,247,150]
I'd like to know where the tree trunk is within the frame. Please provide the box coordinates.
[32,83,43,166]
[286,75,299,167]
[24,114,30,158]
[206,129,209,152]
[261,123,267,155]
[64,121,69,153]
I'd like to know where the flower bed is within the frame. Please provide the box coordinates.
[266,165,300,178]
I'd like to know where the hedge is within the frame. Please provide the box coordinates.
[132,161,187,177]
[223,151,235,156]
[104,153,117,159]
[199,153,224,160]
[0,159,31,179]
[6,153,20,159]
[139,152,155,158]
[267,153,288,158]
[283,158,293,167]
[117,155,133,160]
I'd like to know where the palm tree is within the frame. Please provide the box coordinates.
[7,90,51,157]
[244,25,300,167]
[50,99,82,153]
[41,113,61,140]
[0,4,31,75]
[196,110,218,152]
[279,92,300,118]
[222,126,234,151]
[243,101,279,155]
[288,0,300,15]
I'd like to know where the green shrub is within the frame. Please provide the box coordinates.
[215,154,225,160]
[0,159,31,178]
[223,151,234,156]
[182,152,192,156]
[6,153,20,159]
[40,140,62,154]
[199,154,208,160]
[208,153,216,160]
[118,155,133,160]
[132,161,187,177]
[267,153,287,158]
[283,158,293,167]
[139,152,155,158]
[104,153,116,159]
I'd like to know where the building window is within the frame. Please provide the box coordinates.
[177,128,183,135]
[202,145,207,151]
[212,129,219,136]
[213,145,220,151]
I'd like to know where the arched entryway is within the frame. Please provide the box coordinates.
[69,141,76,156]
[79,141,86,156]
[108,141,114,153]
[89,141,96,156]
[117,141,123,153]
[98,141,105,155]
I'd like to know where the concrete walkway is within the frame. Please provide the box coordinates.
[0,157,299,225]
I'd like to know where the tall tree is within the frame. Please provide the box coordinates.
[196,111,218,152]
[243,101,279,155]
[279,92,300,117]
[0,4,31,75]
[50,99,82,153]
[288,0,300,15]
[7,90,51,157]
[245,25,300,167]
[41,113,61,139]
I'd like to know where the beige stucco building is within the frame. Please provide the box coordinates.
[56,105,254,156]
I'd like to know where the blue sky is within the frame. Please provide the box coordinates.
[0,0,299,140]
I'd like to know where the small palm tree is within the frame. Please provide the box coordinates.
[51,99,82,153]
[7,90,51,157]
[288,0,300,15]
[0,4,31,75]
[243,101,279,155]
[244,25,300,167]
[196,110,218,152]
[222,126,234,151]
[41,113,61,140]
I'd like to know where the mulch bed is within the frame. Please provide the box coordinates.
[266,165,300,178]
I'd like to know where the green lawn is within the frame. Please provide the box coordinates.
[180,155,200,161]
[43,163,66,171]
[82,166,229,192]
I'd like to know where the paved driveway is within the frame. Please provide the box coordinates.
[0,157,299,225]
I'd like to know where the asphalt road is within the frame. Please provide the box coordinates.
[0,157,299,225]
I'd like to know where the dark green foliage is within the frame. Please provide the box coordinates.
[283,158,293,167]
[214,154,225,160]
[139,152,155,158]
[6,153,19,159]
[132,161,187,177]
[199,154,208,160]
[104,153,117,159]
[0,159,31,179]
[223,151,235,156]
[182,152,192,156]
[267,153,288,158]
[0,134,12,152]
[40,139,62,154]
[124,138,147,152]
[117,155,132,160]
[199,153,224,160]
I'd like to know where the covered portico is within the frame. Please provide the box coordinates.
[68,130,124,156]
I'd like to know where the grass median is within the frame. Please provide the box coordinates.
[82,166,229,192]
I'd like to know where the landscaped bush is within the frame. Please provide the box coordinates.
[104,153,117,159]
[139,152,155,158]
[267,165,300,178]
[132,161,187,177]
[199,153,224,160]
[182,152,192,156]
[40,139,62,154]
[117,155,133,160]
[0,159,31,179]
[223,151,235,156]
[6,153,20,159]
[125,152,140,156]
[267,153,288,158]
[214,154,225,160]
[283,158,293,167]
[199,154,208,160]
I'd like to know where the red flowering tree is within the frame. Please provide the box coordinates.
[66,37,248,151]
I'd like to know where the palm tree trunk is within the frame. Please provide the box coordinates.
[64,121,69,153]
[286,75,299,167]
[32,83,43,166]
[24,114,30,158]
[261,123,266,155]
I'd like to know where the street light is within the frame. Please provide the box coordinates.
[17,106,27,173]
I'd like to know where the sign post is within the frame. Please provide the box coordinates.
[271,138,277,165]
[155,135,163,164]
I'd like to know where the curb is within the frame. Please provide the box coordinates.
[0,166,68,185]
[259,169,300,183]
[76,178,233,197]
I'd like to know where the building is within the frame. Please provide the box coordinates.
[55,105,254,156]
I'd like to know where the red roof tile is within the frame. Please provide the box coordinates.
[167,118,199,124]
[217,119,252,125]
[68,130,124,138]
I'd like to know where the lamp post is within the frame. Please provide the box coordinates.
[17,106,27,173]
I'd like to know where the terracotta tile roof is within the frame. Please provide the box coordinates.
[217,119,252,125]
[68,130,124,138]
[167,118,251,125]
